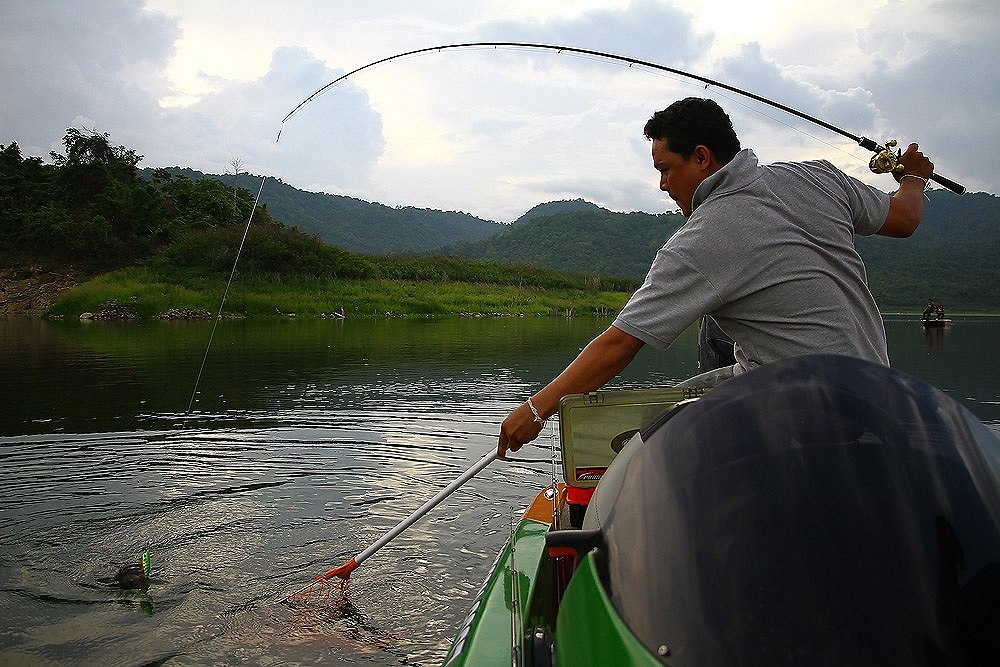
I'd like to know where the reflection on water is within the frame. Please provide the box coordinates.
[0,315,997,665]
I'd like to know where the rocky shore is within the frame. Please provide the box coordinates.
[0,266,78,316]
[1,266,216,320]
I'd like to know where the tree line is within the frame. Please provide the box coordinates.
[1,129,277,270]
[1,129,632,294]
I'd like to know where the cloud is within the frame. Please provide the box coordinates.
[482,0,708,65]
[162,46,385,188]
[1,0,996,223]
[0,0,177,156]
[852,0,1000,192]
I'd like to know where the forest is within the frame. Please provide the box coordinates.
[3,128,998,316]
[179,164,1000,311]
[0,130,635,319]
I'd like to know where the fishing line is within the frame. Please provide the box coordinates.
[185,174,268,415]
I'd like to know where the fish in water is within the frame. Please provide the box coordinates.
[116,551,152,590]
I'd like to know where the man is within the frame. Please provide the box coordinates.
[923,299,936,321]
[498,97,934,458]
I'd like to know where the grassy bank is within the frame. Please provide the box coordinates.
[47,265,632,319]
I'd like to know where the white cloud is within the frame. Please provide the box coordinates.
[0,0,177,157]
[1,0,995,223]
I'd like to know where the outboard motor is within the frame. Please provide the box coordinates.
[573,354,1000,666]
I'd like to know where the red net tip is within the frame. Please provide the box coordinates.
[323,558,358,580]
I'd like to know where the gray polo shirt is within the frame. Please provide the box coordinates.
[613,148,891,370]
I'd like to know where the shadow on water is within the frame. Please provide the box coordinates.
[0,315,997,665]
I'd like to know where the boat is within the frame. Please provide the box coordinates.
[444,354,1000,666]
[922,318,953,327]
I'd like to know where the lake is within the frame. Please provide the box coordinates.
[1,315,998,665]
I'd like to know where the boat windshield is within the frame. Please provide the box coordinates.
[596,354,1000,665]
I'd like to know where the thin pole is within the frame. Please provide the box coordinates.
[186,175,267,414]
[285,449,497,599]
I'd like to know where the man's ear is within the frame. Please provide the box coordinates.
[693,145,720,172]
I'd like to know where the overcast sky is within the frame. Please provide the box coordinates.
[2,0,996,222]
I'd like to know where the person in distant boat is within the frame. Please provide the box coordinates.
[498,97,934,458]
[923,299,936,321]
[936,302,946,320]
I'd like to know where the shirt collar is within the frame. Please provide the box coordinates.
[690,148,760,213]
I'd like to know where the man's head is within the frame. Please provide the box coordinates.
[644,98,741,216]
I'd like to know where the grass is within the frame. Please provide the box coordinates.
[48,267,633,319]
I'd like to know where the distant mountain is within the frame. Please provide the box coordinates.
[443,190,1000,310]
[140,167,504,254]
[141,167,1000,309]
[514,199,606,224]
[855,190,1000,309]
[443,206,685,280]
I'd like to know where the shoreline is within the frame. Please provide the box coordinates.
[3,265,997,320]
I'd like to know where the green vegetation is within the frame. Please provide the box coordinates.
[447,192,1000,311]
[2,130,636,319]
[46,269,628,320]
[855,192,1000,311]
[148,166,504,254]
[5,128,997,318]
[1,129,275,271]
[443,208,685,280]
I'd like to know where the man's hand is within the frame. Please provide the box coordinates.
[494,325,645,460]
[893,143,934,183]
[497,401,544,459]
[880,143,934,238]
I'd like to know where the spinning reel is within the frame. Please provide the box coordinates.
[868,139,906,175]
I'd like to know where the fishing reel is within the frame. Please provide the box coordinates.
[868,139,905,175]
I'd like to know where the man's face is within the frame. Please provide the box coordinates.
[651,138,707,217]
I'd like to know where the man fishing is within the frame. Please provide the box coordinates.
[498,96,934,458]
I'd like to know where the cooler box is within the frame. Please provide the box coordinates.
[558,386,704,488]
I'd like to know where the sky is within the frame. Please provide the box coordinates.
[2,0,997,222]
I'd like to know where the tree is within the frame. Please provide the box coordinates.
[228,156,244,206]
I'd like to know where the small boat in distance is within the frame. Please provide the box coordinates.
[921,298,952,327]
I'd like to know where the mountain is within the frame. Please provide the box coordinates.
[442,206,685,279]
[140,167,504,254]
[140,167,999,309]
[513,198,606,224]
[855,190,1000,309]
[443,190,1000,310]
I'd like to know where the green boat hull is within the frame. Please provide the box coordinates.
[443,486,665,667]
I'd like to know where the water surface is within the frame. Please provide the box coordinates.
[0,315,997,665]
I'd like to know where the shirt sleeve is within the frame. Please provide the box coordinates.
[839,169,891,236]
[612,247,720,349]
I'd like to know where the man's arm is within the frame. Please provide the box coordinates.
[878,143,934,238]
[497,325,645,458]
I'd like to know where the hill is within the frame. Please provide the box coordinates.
[443,206,685,280]
[137,169,999,310]
[855,190,1000,309]
[513,198,605,224]
[140,167,504,254]
[442,190,1000,310]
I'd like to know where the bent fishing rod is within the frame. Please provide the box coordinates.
[279,41,965,194]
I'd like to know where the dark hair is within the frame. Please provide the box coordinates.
[643,97,741,164]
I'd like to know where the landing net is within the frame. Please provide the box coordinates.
[286,575,352,606]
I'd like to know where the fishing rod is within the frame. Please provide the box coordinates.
[285,449,498,601]
[278,41,965,194]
